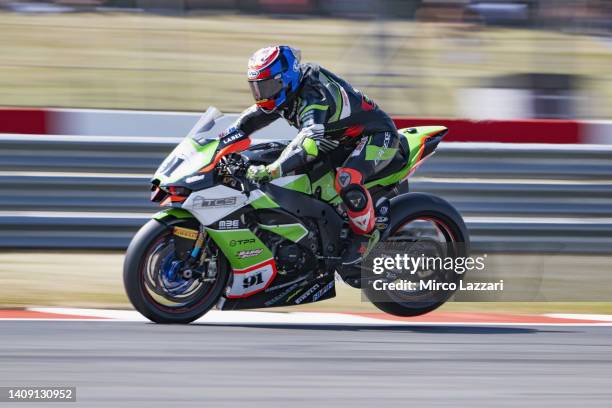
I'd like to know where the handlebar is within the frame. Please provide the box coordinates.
[218,154,253,196]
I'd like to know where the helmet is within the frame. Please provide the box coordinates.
[247,45,301,112]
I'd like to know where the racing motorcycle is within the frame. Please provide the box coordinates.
[123,107,469,323]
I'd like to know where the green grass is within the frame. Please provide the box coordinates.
[1,13,612,117]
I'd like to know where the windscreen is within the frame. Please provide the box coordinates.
[153,107,228,184]
[188,106,225,145]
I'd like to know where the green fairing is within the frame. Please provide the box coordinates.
[153,208,194,221]
[310,172,338,202]
[365,126,446,188]
[205,228,273,270]
[282,175,312,195]
[258,223,309,242]
[190,138,219,155]
[329,196,343,205]
[155,138,219,184]
[404,126,446,168]
[250,194,280,209]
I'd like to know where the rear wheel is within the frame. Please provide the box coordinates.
[362,196,469,317]
[123,219,229,324]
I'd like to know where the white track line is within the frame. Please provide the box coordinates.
[28,308,381,325]
[21,308,612,327]
[545,313,612,322]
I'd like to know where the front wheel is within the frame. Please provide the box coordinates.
[123,219,229,324]
[362,193,470,317]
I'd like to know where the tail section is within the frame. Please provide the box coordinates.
[399,126,448,172]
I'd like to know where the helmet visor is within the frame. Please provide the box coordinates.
[249,77,283,103]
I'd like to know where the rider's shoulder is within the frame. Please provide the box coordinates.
[301,63,322,82]
[300,64,328,99]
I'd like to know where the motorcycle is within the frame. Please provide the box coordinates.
[123,107,469,323]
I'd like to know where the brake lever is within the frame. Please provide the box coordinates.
[237,171,254,197]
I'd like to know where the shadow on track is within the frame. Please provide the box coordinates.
[188,323,570,334]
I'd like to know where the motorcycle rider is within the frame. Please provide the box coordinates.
[222,45,400,262]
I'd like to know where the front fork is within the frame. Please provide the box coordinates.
[184,228,220,283]
[166,222,218,283]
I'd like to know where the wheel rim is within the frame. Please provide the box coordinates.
[370,214,462,306]
[139,230,219,314]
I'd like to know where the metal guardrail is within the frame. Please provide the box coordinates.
[4,136,612,179]
[1,134,612,253]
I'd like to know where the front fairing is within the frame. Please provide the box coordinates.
[153,137,218,189]
[152,107,226,190]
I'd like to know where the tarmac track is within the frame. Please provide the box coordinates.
[1,320,611,407]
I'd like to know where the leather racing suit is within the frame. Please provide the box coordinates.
[230,63,399,236]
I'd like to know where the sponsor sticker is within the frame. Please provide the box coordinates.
[194,196,237,208]
[173,226,198,240]
[294,283,320,304]
[229,238,256,247]
[185,174,206,184]
[220,131,246,146]
[247,69,259,79]
[219,219,240,229]
[237,249,264,259]
[374,132,392,165]
[312,281,334,302]
[264,283,299,306]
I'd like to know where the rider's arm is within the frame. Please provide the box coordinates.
[226,104,281,136]
[266,91,338,178]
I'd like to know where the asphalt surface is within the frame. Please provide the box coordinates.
[1,321,611,407]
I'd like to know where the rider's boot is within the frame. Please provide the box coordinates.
[341,196,389,265]
[339,183,377,265]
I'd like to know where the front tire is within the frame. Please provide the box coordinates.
[123,219,229,324]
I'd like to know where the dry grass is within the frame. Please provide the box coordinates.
[1,251,611,314]
[1,12,612,117]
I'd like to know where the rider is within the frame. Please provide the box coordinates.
[222,45,399,261]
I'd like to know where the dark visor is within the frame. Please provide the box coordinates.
[249,77,283,101]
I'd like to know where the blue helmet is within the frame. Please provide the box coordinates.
[247,45,302,112]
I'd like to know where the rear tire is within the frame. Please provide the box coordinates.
[363,193,469,317]
[123,219,229,324]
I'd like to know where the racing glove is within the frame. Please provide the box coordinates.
[246,164,281,182]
